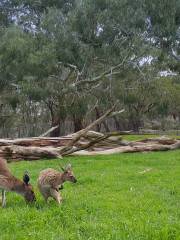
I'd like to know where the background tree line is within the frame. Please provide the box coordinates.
[0,0,180,137]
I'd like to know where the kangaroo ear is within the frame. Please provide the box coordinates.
[23,171,30,185]
[66,164,72,170]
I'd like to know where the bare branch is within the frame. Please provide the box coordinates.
[57,62,78,71]
[86,100,99,116]
[171,48,180,61]
[110,109,125,117]
[39,125,59,137]
[63,69,74,82]
[72,56,128,87]
[135,63,147,81]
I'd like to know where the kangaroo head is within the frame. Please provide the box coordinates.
[23,171,36,203]
[61,164,77,183]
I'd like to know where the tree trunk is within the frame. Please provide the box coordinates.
[50,117,60,137]
[128,114,142,132]
[113,116,122,130]
[95,107,110,132]
[73,115,83,132]
[95,107,101,132]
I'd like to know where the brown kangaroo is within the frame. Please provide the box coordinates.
[0,157,36,207]
[37,164,77,204]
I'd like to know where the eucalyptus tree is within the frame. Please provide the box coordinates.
[0,0,179,136]
[7,0,151,135]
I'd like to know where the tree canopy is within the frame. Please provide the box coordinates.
[0,0,179,137]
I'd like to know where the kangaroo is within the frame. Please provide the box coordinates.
[37,164,77,204]
[0,157,36,207]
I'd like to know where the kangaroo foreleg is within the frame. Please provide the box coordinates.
[50,188,62,204]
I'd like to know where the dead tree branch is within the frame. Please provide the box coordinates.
[39,125,60,137]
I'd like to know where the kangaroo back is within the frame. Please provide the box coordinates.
[0,157,12,177]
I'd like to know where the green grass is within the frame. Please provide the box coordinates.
[0,150,180,240]
[122,134,159,141]
[122,134,180,141]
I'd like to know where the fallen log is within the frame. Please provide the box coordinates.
[0,146,62,161]
[71,141,180,155]
[0,104,179,161]
[0,132,129,161]
[58,105,124,156]
[62,132,114,156]
[133,136,177,145]
[0,137,72,147]
[0,138,179,161]
[66,105,124,147]
[0,105,125,161]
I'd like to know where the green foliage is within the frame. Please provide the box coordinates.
[6,95,20,110]
[145,0,178,37]
[0,0,180,136]
[0,26,33,82]
[68,97,88,117]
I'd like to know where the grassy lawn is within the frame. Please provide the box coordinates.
[0,150,180,240]
[122,134,180,141]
